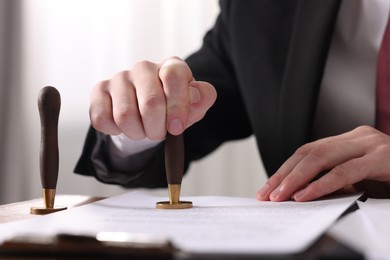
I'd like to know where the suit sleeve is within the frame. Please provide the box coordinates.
[73,0,253,188]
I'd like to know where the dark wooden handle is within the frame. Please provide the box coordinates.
[38,86,61,189]
[165,133,184,184]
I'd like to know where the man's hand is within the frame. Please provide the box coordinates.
[257,126,390,202]
[89,56,217,140]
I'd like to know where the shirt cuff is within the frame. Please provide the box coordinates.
[109,134,162,157]
[90,131,164,186]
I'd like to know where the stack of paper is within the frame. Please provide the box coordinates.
[329,198,390,259]
[0,191,360,256]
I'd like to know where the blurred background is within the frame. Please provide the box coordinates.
[0,0,266,204]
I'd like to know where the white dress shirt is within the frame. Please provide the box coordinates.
[312,0,389,139]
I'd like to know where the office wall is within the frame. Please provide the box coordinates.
[2,0,267,203]
[0,0,25,204]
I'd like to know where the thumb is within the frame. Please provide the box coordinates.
[186,80,217,129]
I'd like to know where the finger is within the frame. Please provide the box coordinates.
[186,80,217,128]
[289,127,390,201]
[159,57,193,135]
[257,145,309,201]
[292,154,374,201]
[89,80,121,135]
[258,126,388,201]
[110,70,146,140]
[258,139,327,201]
[260,128,374,201]
[132,61,166,141]
[269,139,365,201]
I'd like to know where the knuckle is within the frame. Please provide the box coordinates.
[309,145,327,158]
[93,80,109,93]
[161,56,184,66]
[91,82,110,103]
[132,60,156,72]
[113,104,135,127]
[267,173,284,187]
[90,112,108,130]
[159,62,190,83]
[167,55,183,61]
[308,146,334,171]
[295,143,311,157]
[142,94,165,111]
[90,112,119,135]
[160,66,185,82]
[354,125,376,135]
[331,165,349,185]
[112,70,130,81]
[140,98,166,128]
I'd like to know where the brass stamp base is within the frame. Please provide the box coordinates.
[30,188,67,214]
[30,206,67,215]
[156,201,193,209]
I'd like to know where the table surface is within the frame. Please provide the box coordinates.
[0,194,104,224]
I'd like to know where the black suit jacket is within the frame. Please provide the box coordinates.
[74,0,341,188]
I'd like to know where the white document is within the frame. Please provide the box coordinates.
[0,191,360,255]
[329,198,390,260]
